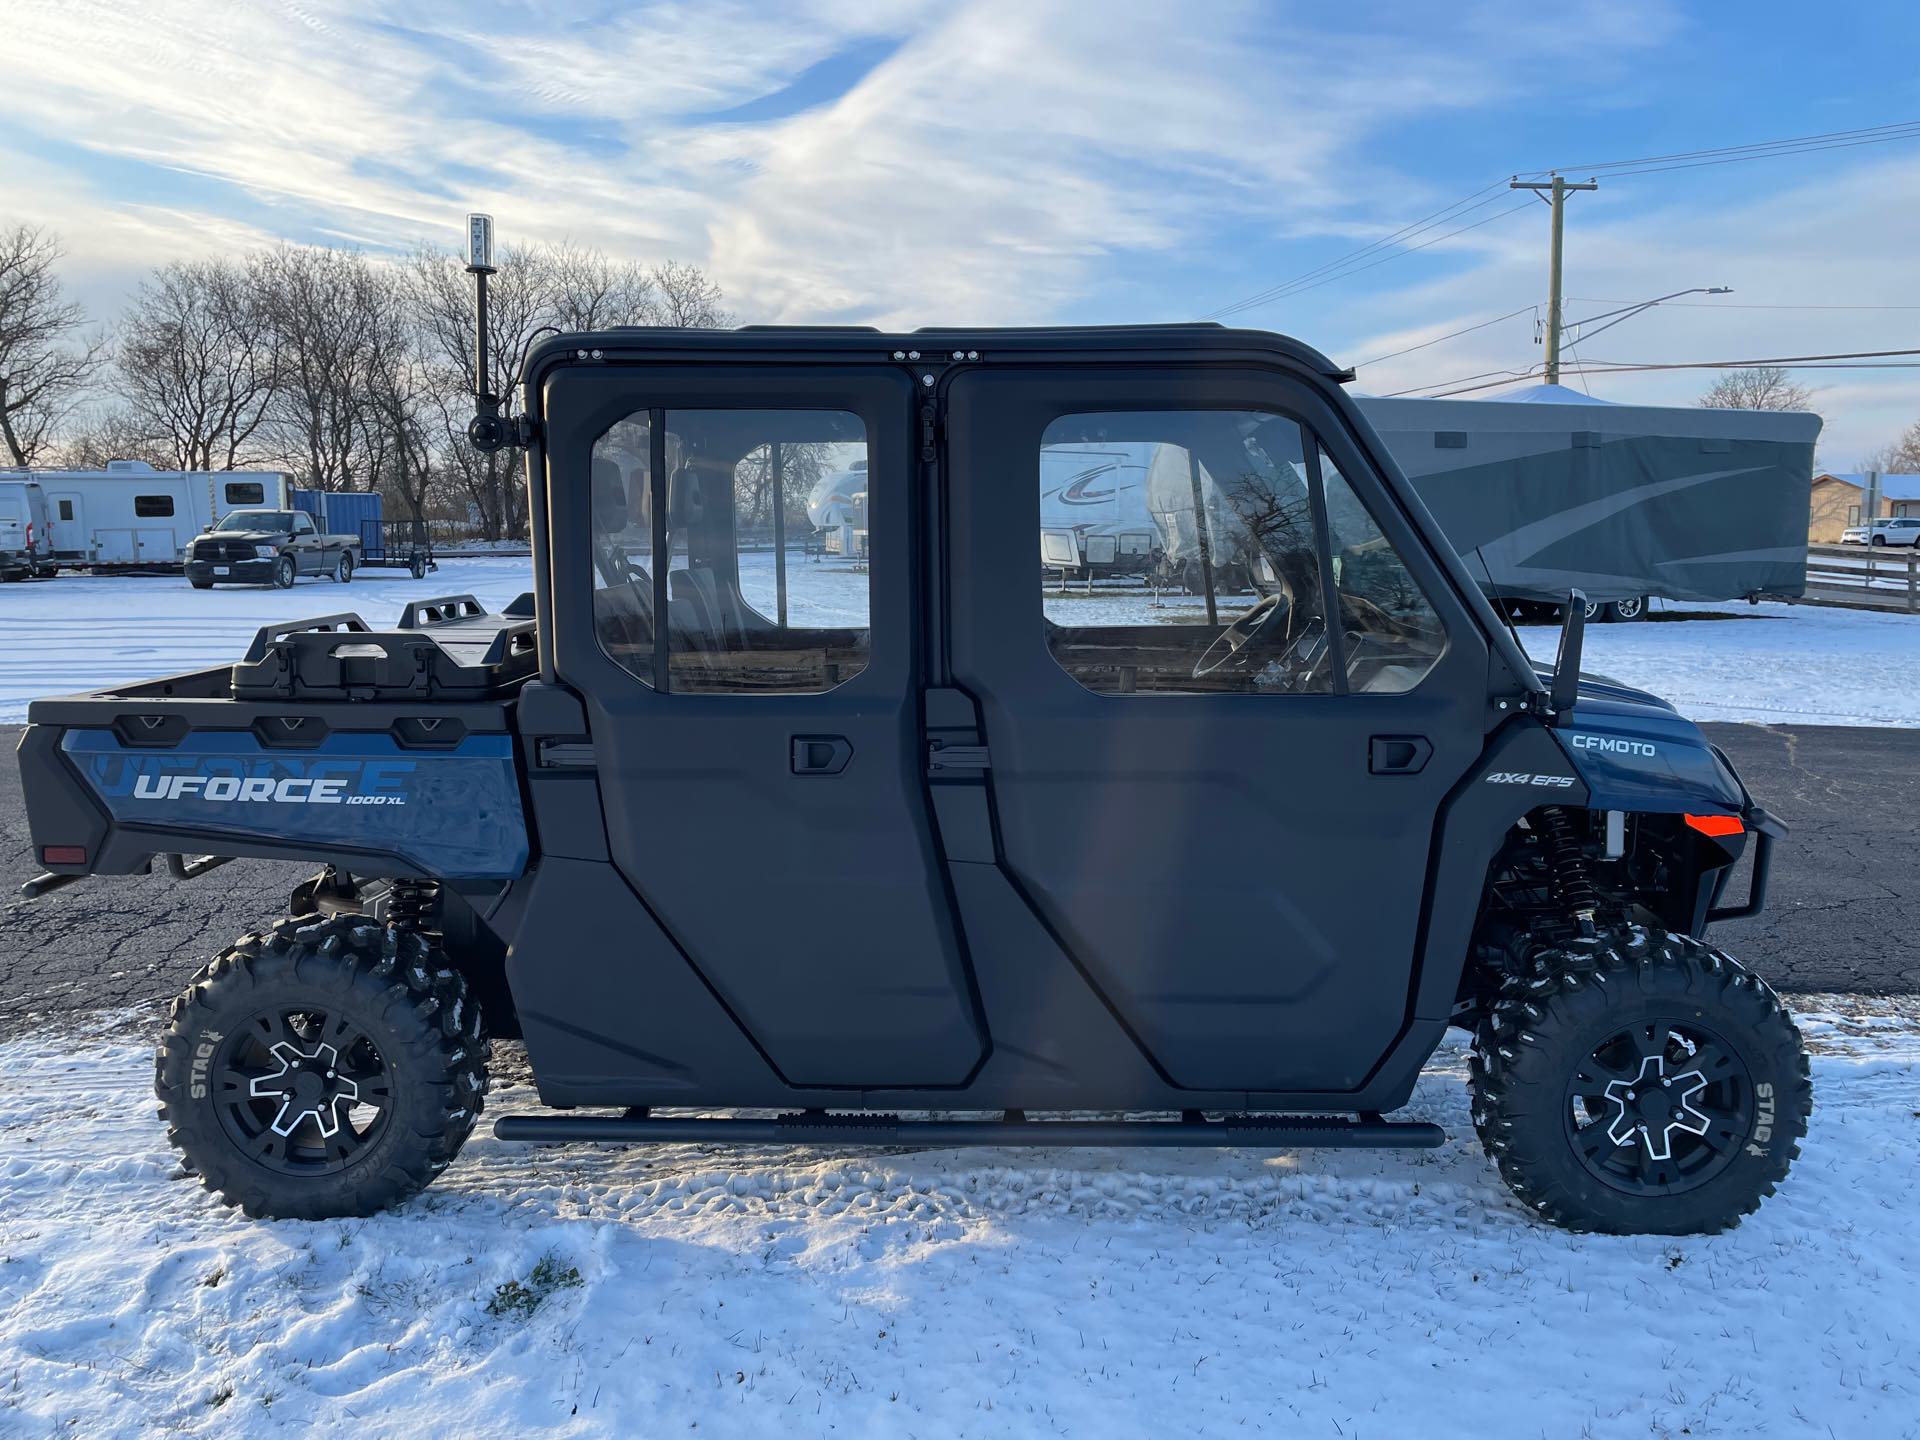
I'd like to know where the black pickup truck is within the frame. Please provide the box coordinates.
[186,508,360,589]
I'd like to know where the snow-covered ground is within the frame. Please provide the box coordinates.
[3,560,1919,726]
[1,1006,1914,1437]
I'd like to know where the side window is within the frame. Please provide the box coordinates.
[591,409,871,694]
[225,482,264,505]
[1041,411,1331,694]
[1039,411,1444,696]
[293,512,315,535]
[134,495,174,518]
[1315,448,1446,694]
[58,500,74,520]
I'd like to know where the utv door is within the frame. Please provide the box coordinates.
[543,366,983,1088]
[945,367,1490,1092]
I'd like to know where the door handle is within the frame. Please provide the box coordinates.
[1368,735,1431,775]
[791,735,853,776]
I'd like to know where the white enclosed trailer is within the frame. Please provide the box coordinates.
[7,462,295,568]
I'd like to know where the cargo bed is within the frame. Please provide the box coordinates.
[19,595,536,882]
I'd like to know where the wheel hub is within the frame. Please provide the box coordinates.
[1602,1052,1712,1162]
[248,1040,361,1138]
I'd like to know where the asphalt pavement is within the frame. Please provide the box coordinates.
[1,721,1914,1039]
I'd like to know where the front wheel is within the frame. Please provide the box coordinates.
[155,916,489,1219]
[189,577,214,590]
[1870,535,1887,546]
[273,554,296,589]
[1470,926,1809,1234]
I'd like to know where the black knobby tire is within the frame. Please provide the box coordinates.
[1470,926,1810,1234]
[274,554,296,589]
[156,916,489,1219]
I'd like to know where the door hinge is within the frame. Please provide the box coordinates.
[928,741,990,772]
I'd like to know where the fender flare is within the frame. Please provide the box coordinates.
[1410,721,1592,1022]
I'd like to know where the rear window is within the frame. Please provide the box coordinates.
[134,495,174,517]
[224,481,265,505]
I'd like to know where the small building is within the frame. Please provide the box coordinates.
[1809,472,1920,543]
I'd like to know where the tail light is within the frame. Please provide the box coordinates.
[41,845,87,865]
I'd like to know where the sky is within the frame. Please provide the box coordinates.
[4,0,1918,464]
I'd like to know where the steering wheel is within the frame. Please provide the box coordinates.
[1192,594,1288,678]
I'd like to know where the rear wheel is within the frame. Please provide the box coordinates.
[155,916,489,1219]
[1607,595,1646,622]
[334,550,355,583]
[1470,926,1809,1234]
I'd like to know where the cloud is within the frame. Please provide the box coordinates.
[4,0,1907,456]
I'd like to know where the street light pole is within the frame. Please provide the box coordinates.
[1510,175,1598,386]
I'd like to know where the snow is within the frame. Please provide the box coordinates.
[1513,601,1920,727]
[0,1006,1914,1437]
[4,560,1919,727]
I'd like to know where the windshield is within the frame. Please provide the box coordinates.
[217,511,292,531]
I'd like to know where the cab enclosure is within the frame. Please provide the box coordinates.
[19,325,1773,1132]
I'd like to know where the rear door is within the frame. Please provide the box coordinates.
[946,366,1491,1093]
[543,364,983,1088]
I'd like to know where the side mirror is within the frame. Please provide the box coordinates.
[1549,589,1586,725]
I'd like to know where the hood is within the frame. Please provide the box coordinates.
[1545,681,1746,817]
[199,529,285,544]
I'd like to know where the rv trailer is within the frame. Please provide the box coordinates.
[5,461,296,569]
[1357,386,1819,616]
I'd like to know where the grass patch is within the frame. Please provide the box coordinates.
[487,1252,584,1319]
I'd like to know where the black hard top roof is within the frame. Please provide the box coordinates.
[524,323,1351,384]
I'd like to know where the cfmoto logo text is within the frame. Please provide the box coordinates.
[1569,734,1660,758]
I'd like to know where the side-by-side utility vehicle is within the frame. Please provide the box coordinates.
[16,256,1809,1234]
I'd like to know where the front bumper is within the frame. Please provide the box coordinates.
[185,558,277,584]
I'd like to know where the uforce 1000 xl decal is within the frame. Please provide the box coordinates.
[62,729,527,877]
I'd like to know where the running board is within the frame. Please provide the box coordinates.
[492,1112,1445,1149]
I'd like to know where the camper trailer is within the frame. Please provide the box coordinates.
[1357,387,1819,618]
[11,461,296,569]
[806,458,870,557]
[1038,445,1160,579]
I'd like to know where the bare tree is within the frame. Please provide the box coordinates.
[1859,419,1920,475]
[646,259,732,328]
[545,239,655,331]
[0,224,105,465]
[116,258,279,470]
[46,408,171,469]
[254,246,390,491]
[1696,366,1816,414]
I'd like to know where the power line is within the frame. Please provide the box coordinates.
[1205,119,1920,323]
[1519,120,1920,178]
[1570,298,1920,311]
[1402,347,1920,399]
[1353,305,1538,368]
[1208,198,1533,320]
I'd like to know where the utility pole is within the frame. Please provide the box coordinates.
[1510,175,1598,386]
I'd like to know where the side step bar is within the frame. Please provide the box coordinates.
[493,1112,1444,1150]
